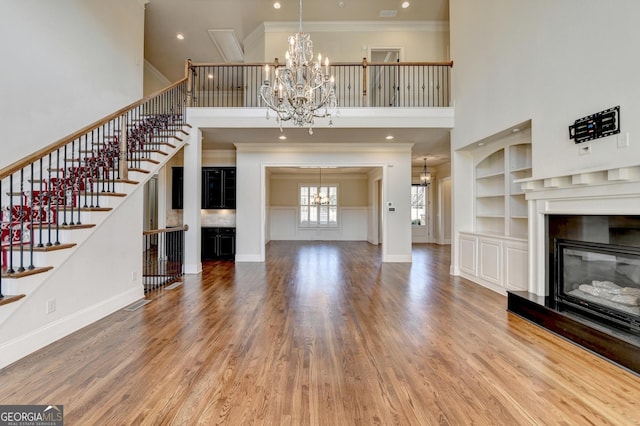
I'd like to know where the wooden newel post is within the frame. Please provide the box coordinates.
[362,57,368,107]
[119,114,129,180]
[186,59,194,108]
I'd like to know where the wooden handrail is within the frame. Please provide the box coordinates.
[143,224,189,236]
[0,78,187,180]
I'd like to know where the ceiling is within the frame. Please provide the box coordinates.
[143,0,451,167]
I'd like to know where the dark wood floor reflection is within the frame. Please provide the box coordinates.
[1,242,639,425]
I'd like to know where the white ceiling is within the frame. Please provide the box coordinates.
[144,0,451,167]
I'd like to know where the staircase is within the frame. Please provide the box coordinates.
[0,80,189,367]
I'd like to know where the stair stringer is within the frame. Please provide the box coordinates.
[0,129,189,369]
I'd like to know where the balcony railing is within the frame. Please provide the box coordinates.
[188,59,453,109]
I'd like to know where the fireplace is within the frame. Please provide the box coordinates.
[548,215,640,336]
[506,167,640,374]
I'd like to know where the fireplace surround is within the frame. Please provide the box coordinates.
[507,165,640,374]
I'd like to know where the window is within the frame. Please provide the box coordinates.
[299,185,338,227]
[411,185,426,226]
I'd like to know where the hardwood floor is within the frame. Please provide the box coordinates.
[1,242,639,425]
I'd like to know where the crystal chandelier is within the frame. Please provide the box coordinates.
[260,0,337,134]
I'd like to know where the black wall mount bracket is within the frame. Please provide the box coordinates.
[569,105,620,144]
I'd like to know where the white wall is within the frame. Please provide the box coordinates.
[257,22,449,63]
[450,0,640,178]
[0,189,145,368]
[449,0,640,275]
[0,0,145,170]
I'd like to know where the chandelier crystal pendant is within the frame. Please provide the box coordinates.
[259,0,338,134]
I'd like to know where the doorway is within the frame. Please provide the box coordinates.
[368,48,403,107]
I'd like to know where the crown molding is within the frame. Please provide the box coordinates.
[263,21,448,34]
[144,60,171,86]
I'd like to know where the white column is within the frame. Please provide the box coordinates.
[183,127,202,274]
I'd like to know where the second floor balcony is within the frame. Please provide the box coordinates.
[186,59,452,110]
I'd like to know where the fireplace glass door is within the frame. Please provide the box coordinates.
[555,239,640,333]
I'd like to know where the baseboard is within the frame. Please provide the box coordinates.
[184,262,203,274]
[235,254,264,262]
[383,254,413,263]
[0,288,143,369]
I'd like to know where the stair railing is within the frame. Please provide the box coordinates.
[143,224,188,292]
[0,78,188,299]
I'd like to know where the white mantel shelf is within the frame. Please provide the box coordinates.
[516,165,640,199]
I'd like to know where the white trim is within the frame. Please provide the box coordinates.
[263,21,449,33]
[0,288,143,369]
[184,262,203,274]
[383,254,413,263]
[144,59,171,87]
[236,254,264,262]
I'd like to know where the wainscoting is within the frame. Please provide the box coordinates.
[268,206,368,241]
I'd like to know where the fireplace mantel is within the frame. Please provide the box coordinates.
[521,165,640,297]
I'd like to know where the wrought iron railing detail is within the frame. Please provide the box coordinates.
[0,80,187,299]
[143,225,187,292]
[188,60,452,109]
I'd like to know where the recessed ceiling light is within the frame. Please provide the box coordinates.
[402,1,410,8]
[478,142,485,146]
[512,128,521,133]
[273,2,281,9]
[338,1,345,7]
[279,135,287,140]
[385,135,394,140]
[207,74,214,79]
[176,33,184,40]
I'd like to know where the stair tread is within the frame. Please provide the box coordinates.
[0,294,26,307]
[1,243,76,252]
[1,266,54,279]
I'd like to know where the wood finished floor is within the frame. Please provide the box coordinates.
[1,242,639,425]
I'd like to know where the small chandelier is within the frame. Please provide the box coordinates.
[420,157,432,187]
[313,168,329,205]
[259,0,337,134]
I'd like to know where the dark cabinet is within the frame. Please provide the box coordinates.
[171,167,236,210]
[202,167,236,209]
[202,227,235,260]
[171,167,184,209]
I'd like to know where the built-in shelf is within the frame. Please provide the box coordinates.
[459,123,532,296]
[475,141,532,239]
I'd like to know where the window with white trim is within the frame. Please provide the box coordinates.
[411,185,426,226]
[299,184,338,227]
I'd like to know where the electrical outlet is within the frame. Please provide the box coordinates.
[578,144,591,156]
[618,132,629,148]
[46,299,56,314]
